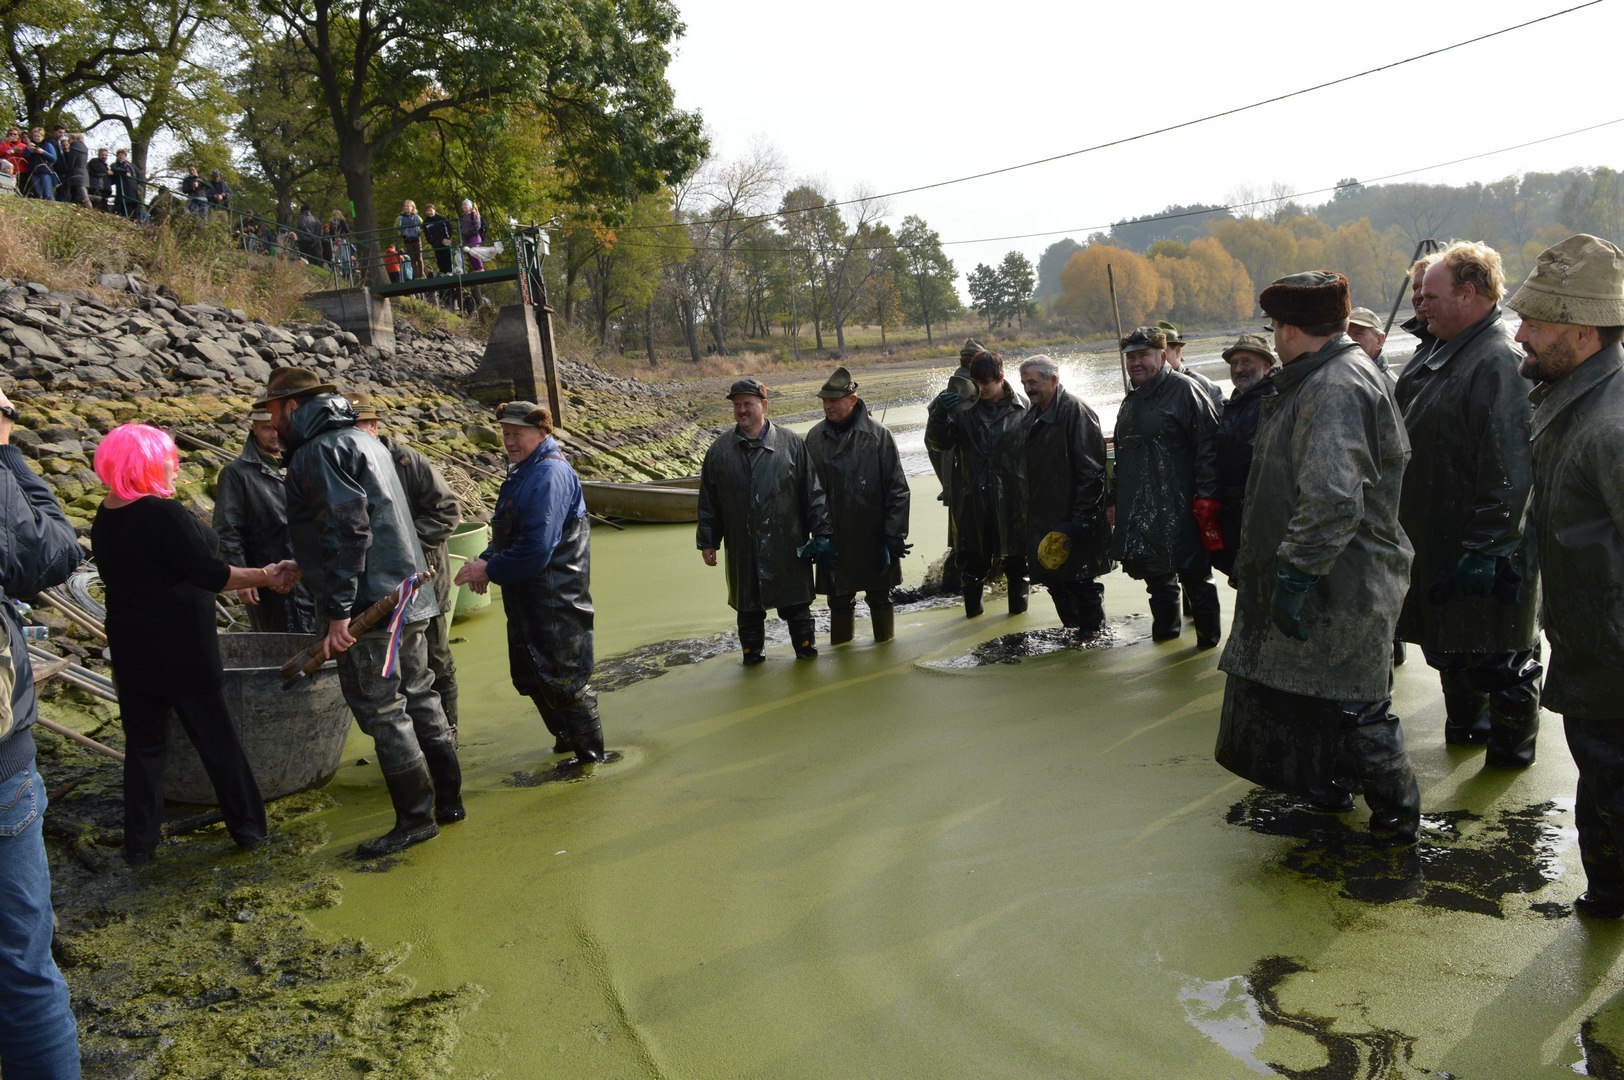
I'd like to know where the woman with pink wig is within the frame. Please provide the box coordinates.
[90,423,299,867]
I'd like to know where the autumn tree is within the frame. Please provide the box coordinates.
[1151,236,1252,325]
[1208,217,1299,310]
[1053,245,1167,334]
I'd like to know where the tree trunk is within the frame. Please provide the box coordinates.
[679,298,702,363]
[645,299,658,365]
[338,141,383,285]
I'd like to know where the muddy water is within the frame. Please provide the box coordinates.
[303,359,1621,1079]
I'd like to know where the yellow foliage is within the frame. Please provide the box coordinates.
[1152,236,1253,324]
[1054,245,1168,333]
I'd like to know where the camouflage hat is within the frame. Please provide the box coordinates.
[959,338,986,363]
[946,373,978,414]
[254,366,336,407]
[1121,326,1167,354]
[1347,306,1382,329]
[1155,320,1186,347]
[345,392,380,422]
[817,366,858,400]
[1505,234,1624,327]
[1221,333,1274,364]
[495,400,547,427]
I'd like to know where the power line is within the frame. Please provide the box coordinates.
[602,116,1623,257]
[607,0,1603,237]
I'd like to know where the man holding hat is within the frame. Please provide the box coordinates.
[1215,271,1420,845]
[1107,326,1222,646]
[257,368,463,857]
[1019,355,1112,636]
[455,402,604,764]
[213,407,317,634]
[1508,233,1624,916]
[697,378,834,664]
[1212,333,1278,577]
[805,367,910,645]
[1395,241,1541,763]
[351,394,464,740]
[929,338,985,594]
[1158,319,1224,412]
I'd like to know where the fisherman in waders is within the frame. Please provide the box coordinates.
[697,378,834,664]
[258,368,463,858]
[805,367,910,645]
[1394,242,1541,766]
[1215,272,1420,845]
[929,339,983,594]
[1507,234,1624,916]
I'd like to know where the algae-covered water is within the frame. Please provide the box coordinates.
[288,368,1624,1079]
[49,352,1621,1077]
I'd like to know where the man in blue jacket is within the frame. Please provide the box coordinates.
[0,386,83,1077]
[454,402,604,764]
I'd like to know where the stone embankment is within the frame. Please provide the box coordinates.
[0,272,716,532]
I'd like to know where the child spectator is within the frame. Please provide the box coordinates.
[0,159,16,196]
[384,244,403,283]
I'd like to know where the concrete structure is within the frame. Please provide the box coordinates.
[303,288,396,352]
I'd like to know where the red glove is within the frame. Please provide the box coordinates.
[1193,497,1224,552]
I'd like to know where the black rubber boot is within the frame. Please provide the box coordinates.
[358,763,440,857]
[564,696,606,766]
[940,550,961,594]
[1485,682,1540,768]
[962,578,984,619]
[439,683,460,743]
[870,603,895,643]
[1007,578,1029,615]
[1392,639,1407,667]
[829,598,856,646]
[1442,687,1491,746]
[1193,607,1222,650]
[1148,582,1181,641]
[531,693,575,753]
[739,613,767,666]
[422,742,466,824]
[1344,702,1421,846]
[788,608,818,659]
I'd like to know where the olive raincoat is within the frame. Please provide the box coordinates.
[379,435,461,617]
[1394,307,1538,652]
[925,382,1028,566]
[1529,343,1624,718]
[697,421,831,612]
[1107,365,1218,577]
[1218,336,1414,701]
[806,400,909,598]
[1021,387,1113,583]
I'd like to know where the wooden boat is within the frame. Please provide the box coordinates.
[583,478,701,524]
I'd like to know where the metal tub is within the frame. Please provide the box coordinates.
[162,632,350,805]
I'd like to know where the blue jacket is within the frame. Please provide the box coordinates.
[482,437,586,587]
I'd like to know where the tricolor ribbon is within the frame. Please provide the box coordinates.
[379,571,426,678]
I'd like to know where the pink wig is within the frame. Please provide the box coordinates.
[94,423,179,500]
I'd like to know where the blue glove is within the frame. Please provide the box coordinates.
[928,389,961,419]
[879,535,912,568]
[797,537,838,566]
[1270,563,1319,642]
[1453,551,1497,599]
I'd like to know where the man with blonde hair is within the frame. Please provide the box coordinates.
[1395,241,1541,766]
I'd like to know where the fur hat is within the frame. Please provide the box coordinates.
[1258,271,1351,329]
[1121,326,1167,354]
[1505,234,1624,327]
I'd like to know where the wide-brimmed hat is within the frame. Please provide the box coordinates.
[1155,320,1186,347]
[946,373,978,414]
[1505,233,1624,327]
[1347,306,1382,329]
[1221,333,1275,364]
[346,393,380,422]
[1259,271,1351,329]
[726,377,767,400]
[254,366,336,407]
[817,366,858,400]
[1121,326,1167,354]
[495,401,548,428]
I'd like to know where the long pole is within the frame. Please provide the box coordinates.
[1107,264,1129,394]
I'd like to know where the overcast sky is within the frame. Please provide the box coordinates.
[665,0,1622,279]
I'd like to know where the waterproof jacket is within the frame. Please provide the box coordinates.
[379,435,460,614]
[282,394,436,623]
[1218,336,1413,701]
[926,381,1027,563]
[1212,374,1278,576]
[1394,306,1538,652]
[481,437,594,696]
[806,399,909,597]
[213,435,316,633]
[0,446,80,781]
[1022,386,1113,583]
[1108,364,1218,577]
[1179,366,1225,412]
[64,140,88,185]
[1528,343,1624,719]
[697,420,830,612]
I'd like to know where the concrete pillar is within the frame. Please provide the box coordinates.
[467,303,562,424]
[303,288,396,352]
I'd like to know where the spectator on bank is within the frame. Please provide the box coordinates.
[23,128,56,200]
[0,160,15,196]
[296,205,321,263]
[110,148,141,218]
[206,170,230,213]
[423,203,454,276]
[459,199,484,270]
[398,200,424,281]
[329,210,352,279]
[62,134,90,208]
[88,146,111,210]
[384,244,404,283]
[0,128,27,188]
[180,165,206,215]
